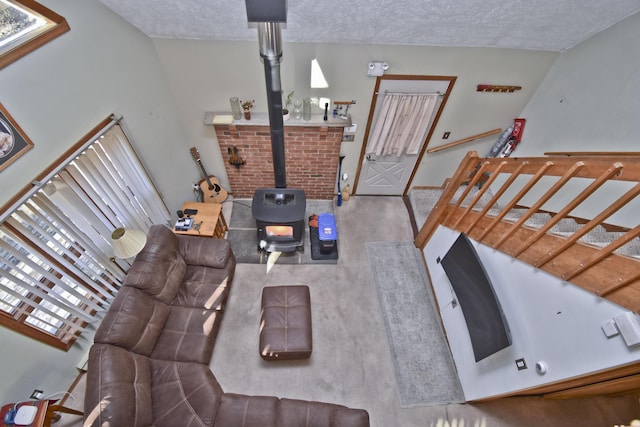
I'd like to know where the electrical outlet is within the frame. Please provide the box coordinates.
[30,389,43,399]
[443,132,451,139]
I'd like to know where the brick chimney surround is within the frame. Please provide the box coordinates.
[213,113,350,200]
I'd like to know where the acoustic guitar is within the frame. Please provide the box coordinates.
[189,147,228,203]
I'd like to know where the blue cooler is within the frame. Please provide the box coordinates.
[317,213,337,254]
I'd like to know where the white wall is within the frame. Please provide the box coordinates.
[0,0,189,402]
[500,11,640,227]
[425,226,640,401]
[151,40,558,193]
[517,12,640,157]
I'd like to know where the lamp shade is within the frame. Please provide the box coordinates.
[111,228,147,259]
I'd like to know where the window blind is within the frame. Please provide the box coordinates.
[0,120,170,347]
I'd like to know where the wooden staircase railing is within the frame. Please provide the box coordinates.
[414,151,640,312]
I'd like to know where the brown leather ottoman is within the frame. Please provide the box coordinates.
[260,285,312,360]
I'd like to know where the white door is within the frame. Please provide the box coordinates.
[356,77,453,196]
[359,153,416,195]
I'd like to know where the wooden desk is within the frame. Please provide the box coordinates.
[0,400,83,427]
[174,202,227,238]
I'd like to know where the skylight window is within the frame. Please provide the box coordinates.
[310,58,329,88]
[0,0,68,69]
[0,0,47,49]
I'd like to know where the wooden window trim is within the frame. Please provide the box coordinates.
[0,0,70,70]
[0,310,70,350]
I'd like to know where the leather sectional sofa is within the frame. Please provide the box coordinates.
[84,224,370,426]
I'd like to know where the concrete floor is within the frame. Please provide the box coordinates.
[61,196,640,426]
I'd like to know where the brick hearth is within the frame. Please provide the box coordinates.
[214,123,344,199]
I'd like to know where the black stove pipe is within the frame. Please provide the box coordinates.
[257,22,286,188]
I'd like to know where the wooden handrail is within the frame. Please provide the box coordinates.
[545,152,640,156]
[414,151,480,248]
[414,151,640,313]
[452,161,490,211]
[453,161,507,229]
[426,128,501,153]
[464,161,528,234]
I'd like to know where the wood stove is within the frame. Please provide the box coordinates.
[252,188,306,253]
[247,5,309,254]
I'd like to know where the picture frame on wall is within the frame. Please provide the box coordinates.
[0,103,34,172]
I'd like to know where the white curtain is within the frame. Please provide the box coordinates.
[366,93,439,157]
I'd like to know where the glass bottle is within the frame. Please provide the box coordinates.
[292,99,303,120]
[229,97,242,120]
[303,98,311,120]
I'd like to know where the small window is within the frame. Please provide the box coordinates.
[0,0,69,70]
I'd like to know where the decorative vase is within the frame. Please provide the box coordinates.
[244,109,251,120]
[302,98,311,120]
[230,97,242,120]
[292,99,303,120]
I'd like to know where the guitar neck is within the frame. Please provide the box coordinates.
[196,160,215,187]
[190,147,222,195]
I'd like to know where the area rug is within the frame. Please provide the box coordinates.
[226,199,338,265]
[367,241,465,407]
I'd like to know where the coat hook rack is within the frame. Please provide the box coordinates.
[333,100,356,120]
[477,84,522,93]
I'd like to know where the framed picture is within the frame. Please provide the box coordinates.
[0,103,34,172]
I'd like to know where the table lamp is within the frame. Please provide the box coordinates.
[111,228,146,259]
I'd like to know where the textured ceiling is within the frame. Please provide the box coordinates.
[98,0,640,51]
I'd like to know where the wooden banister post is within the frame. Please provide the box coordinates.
[414,151,480,249]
